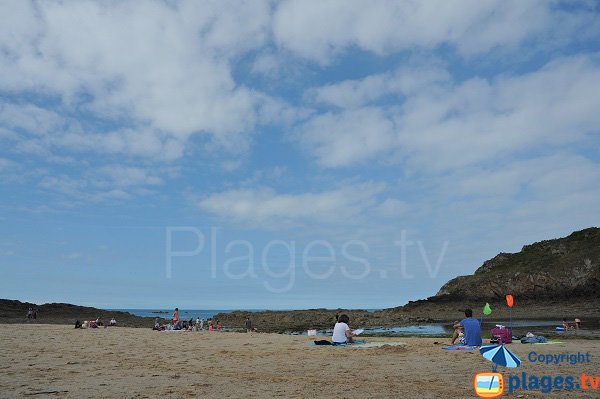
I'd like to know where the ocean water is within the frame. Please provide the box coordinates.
[112,309,240,320]
[295,324,447,336]
[113,308,382,320]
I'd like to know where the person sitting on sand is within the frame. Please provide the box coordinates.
[74,320,82,329]
[575,318,581,329]
[208,321,214,331]
[110,318,117,326]
[562,319,573,330]
[332,314,354,344]
[216,320,223,331]
[172,308,179,325]
[451,308,482,346]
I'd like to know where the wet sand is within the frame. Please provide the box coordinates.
[1,325,598,398]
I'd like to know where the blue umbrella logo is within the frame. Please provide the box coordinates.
[479,344,521,393]
[480,344,521,369]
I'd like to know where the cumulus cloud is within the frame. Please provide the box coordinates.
[38,164,166,203]
[375,198,409,218]
[272,0,594,62]
[198,182,388,227]
[307,61,450,109]
[294,107,396,167]
[297,55,600,171]
[0,0,281,160]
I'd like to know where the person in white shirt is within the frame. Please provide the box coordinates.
[332,314,354,344]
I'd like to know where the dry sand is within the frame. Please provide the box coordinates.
[1,325,598,398]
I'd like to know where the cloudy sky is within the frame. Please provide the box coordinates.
[1,0,599,310]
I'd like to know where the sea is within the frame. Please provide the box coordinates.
[113,308,382,321]
[111,309,247,320]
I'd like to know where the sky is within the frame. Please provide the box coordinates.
[1,0,599,310]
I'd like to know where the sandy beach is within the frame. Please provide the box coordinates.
[1,325,598,398]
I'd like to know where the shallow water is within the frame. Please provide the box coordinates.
[295,318,600,337]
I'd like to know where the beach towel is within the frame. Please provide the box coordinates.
[355,342,406,349]
[520,335,547,344]
[309,340,367,347]
[442,345,478,350]
[532,341,564,345]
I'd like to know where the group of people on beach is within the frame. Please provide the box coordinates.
[26,307,38,321]
[74,317,117,329]
[312,310,484,346]
[319,309,484,346]
[152,307,224,332]
[563,318,582,330]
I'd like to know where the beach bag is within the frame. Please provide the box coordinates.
[490,327,512,344]
[314,340,332,345]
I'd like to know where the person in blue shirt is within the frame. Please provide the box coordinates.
[450,308,482,346]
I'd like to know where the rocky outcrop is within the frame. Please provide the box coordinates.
[435,228,600,300]
[0,299,156,327]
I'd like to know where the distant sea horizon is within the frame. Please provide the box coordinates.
[111,308,382,320]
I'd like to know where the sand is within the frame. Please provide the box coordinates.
[1,325,599,398]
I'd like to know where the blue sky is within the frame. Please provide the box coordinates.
[1,0,599,310]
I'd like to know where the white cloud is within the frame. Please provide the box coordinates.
[198,182,387,227]
[442,153,600,199]
[272,0,591,63]
[0,157,14,172]
[375,198,409,218]
[61,252,82,261]
[0,102,65,135]
[97,165,163,188]
[396,55,600,171]
[298,55,600,171]
[295,107,396,167]
[0,0,279,160]
[37,164,165,203]
[308,61,450,109]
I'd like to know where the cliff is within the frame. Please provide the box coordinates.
[435,228,600,300]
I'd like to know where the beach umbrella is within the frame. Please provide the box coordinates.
[479,344,521,392]
[480,344,521,369]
